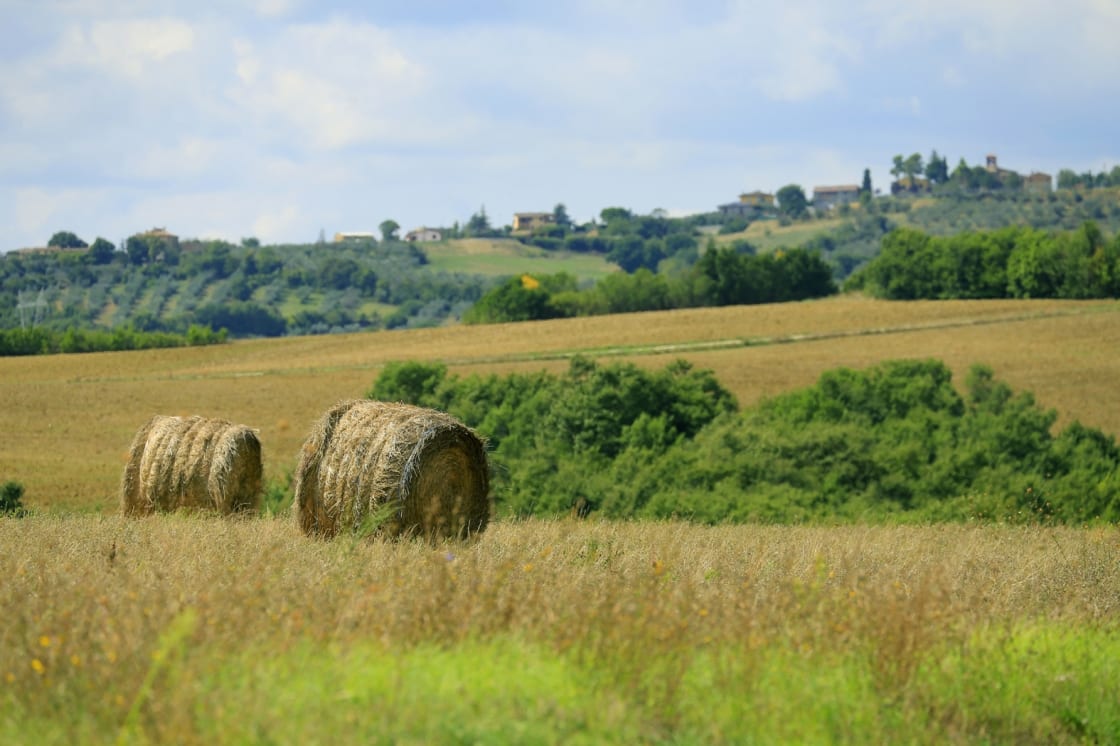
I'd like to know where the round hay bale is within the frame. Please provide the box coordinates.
[120,415,262,516]
[293,400,490,541]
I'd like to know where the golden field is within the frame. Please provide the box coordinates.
[2,295,1118,512]
[2,516,1118,743]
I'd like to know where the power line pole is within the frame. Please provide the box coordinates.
[16,289,48,329]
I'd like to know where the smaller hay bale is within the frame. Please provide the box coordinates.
[294,400,490,541]
[120,415,263,516]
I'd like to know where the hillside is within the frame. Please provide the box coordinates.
[3,296,1117,512]
[5,190,1120,342]
[0,237,618,338]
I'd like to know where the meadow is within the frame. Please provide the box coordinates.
[3,296,1119,742]
[423,238,619,280]
[2,517,1117,743]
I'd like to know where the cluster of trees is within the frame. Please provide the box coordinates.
[848,222,1120,300]
[463,245,836,324]
[371,357,1120,524]
[889,150,1120,197]
[1057,167,1120,190]
[0,324,226,356]
[513,206,701,273]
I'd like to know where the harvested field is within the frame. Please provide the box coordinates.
[1,296,1118,511]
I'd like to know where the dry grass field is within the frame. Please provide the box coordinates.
[2,295,1118,512]
[2,516,1117,742]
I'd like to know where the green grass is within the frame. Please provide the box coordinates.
[714,217,848,252]
[425,238,619,281]
[6,619,1116,744]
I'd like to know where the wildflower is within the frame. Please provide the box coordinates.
[521,274,540,290]
[70,655,81,667]
[31,659,44,675]
[522,563,533,573]
[39,636,50,648]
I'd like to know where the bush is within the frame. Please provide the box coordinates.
[366,357,1120,524]
[1,481,27,517]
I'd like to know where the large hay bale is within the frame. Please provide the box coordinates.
[120,415,262,516]
[294,400,490,541]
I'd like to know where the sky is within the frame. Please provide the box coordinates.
[2,0,1119,251]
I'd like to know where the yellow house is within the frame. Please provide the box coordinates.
[512,212,555,232]
[333,232,377,243]
[738,191,775,208]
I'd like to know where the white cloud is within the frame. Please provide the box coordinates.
[124,137,225,180]
[252,205,302,242]
[52,18,195,77]
[2,0,1119,253]
[253,0,298,18]
[6,187,113,245]
[228,19,444,150]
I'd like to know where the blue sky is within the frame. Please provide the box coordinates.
[2,0,1119,250]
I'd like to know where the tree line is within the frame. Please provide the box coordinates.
[847,221,1120,300]
[463,244,837,324]
[371,357,1120,524]
[0,324,226,356]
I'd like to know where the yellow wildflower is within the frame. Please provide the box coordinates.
[31,659,44,675]
[520,274,540,290]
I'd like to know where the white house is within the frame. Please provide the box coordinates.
[404,227,443,242]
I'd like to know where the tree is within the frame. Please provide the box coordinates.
[552,203,571,228]
[890,155,905,182]
[379,220,400,242]
[860,168,873,195]
[1056,169,1080,190]
[776,184,808,219]
[125,235,150,265]
[241,236,261,248]
[48,231,87,249]
[925,150,949,184]
[599,207,633,225]
[87,237,115,265]
[466,206,492,236]
[903,153,924,186]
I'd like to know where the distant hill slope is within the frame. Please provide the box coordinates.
[425,238,618,280]
[0,238,618,338]
[3,189,1118,339]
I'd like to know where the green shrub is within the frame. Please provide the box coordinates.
[1,481,27,517]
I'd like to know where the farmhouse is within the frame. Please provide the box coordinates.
[404,227,443,242]
[718,190,776,218]
[333,232,377,243]
[512,212,555,233]
[812,185,861,210]
[1025,171,1053,194]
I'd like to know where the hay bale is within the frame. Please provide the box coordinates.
[294,400,490,541]
[120,415,262,516]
